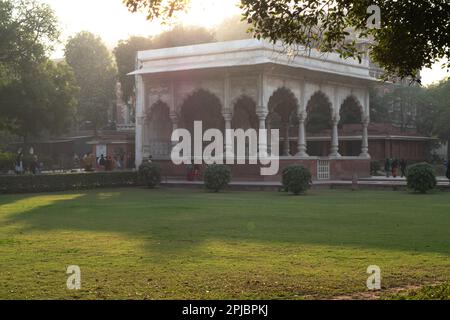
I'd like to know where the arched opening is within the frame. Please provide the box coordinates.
[339,96,363,156]
[232,96,258,130]
[180,89,224,132]
[145,100,172,158]
[268,88,298,156]
[232,96,258,158]
[179,89,224,156]
[306,92,333,157]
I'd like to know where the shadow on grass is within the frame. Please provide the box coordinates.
[3,188,450,257]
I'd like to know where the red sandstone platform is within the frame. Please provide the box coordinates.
[161,177,450,191]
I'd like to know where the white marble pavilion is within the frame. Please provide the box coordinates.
[130,39,378,180]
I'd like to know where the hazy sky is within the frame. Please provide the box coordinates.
[42,0,448,86]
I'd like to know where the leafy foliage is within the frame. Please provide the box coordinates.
[0,151,15,172]
[427,78,450,159]
[203,164,231,192]
[138,162,162,188]
[0,0,59,87]
[123,0,450,81]
[0,0,73,140]
[282,165,312,195]
[65,32,117,131]
[406,163,437,194]
[0,171,138,194]
[113,36,153,105]
[0,60,78,141]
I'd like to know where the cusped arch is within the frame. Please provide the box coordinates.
[232,95,258,130]
[144,100,172,158]
[305,91,333,114]
[179,88,224,132]
[268,87,299,122]
[305,91,333,134]
[340,95,364,125]
[146,99,170,121]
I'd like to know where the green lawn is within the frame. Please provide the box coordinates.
[0,188,449,299]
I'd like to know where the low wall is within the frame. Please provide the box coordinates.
[155,157,371,181]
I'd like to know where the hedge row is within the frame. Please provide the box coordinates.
[0,172,140,194]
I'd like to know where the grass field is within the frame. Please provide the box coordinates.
[0,188,449,299]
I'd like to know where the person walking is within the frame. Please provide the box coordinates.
[15,151,23,175]
[446,160,450,183]
[98,154,106,171]
[392,159,399,178]
[400,159,407,178]
[384,158,392,178]
[30,155,39,174]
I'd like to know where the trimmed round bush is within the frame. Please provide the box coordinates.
[406,162,437,194]
[204,164,231,192]
[282,165,312,195]
[138,162,162,188]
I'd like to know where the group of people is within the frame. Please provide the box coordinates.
[14,151,42,175]
[384,158,408,178]
[385,158,450,181]
[80,153,129,172]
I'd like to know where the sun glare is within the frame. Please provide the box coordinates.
[40,0,449,84]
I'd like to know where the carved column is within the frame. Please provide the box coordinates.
[256,107,268,157]
[296,112,308,157]
[267,117,272,154]
[170,112,179,152]
[360,116,371,158]
[135,75,145,166]
[283,123,291,156]
[330,114,341,157]
[222,112,234,159]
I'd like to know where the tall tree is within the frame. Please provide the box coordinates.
[0,0,59,87]
[429,79,450,159]
[0,0,75,141]
[65,32,117,133]
[114,36,153,105]
[0,60,78,142]
[151,25,214,49]
[123,0,450,82]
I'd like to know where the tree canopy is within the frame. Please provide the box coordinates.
[428,78,450,158]
[113,25,213,108]
[114,36,153,105]
[65,31,117,132]
[0,60,78,141]
[123,0,450,81]
[0,0,78,141]
[0,0,59,87]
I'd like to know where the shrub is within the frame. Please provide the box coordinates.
[0,171,139,194]
[138,162,162,188]
[204,164,231,192]
[406,162,437,194]
[282,165,312,195]
[0,152,15,172]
